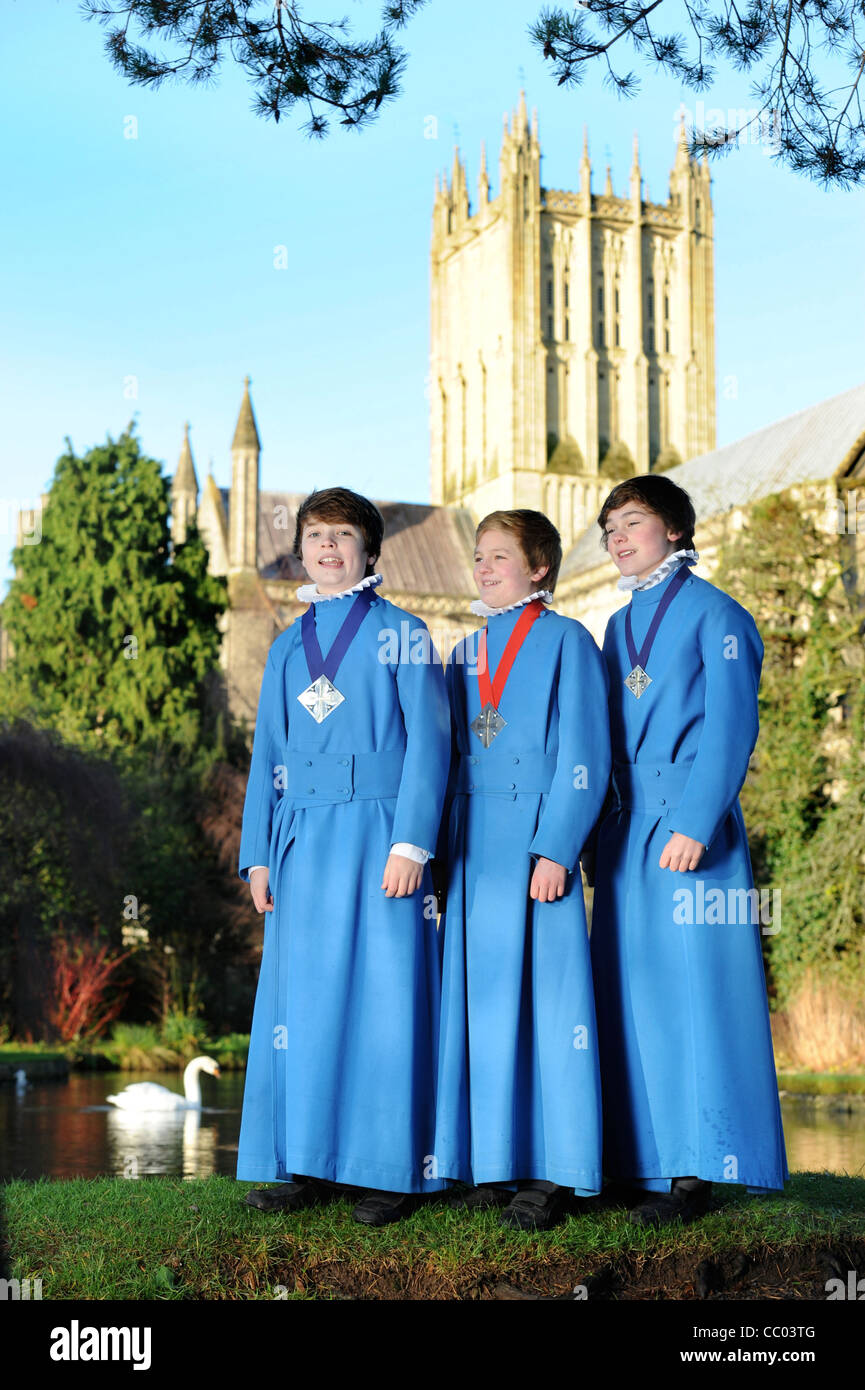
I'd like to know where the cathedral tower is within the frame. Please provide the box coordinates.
[430,97,716,546]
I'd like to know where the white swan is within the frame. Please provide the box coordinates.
[106,1056,221,1111]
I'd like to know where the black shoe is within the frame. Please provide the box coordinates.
[447,1183,513,1211]
[627,1178,712,1228]
[500,1185,568,1231]
[243,1177,334,1213]
[351,1189,417,1226]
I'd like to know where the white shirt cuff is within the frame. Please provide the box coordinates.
[390,843,430,864]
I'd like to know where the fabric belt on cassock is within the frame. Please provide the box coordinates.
[611,759,694,812]
[281,748,404,806]
[455,751,557,798]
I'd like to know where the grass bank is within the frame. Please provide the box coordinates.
[4,1172,864,1300]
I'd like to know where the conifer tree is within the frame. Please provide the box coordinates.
[0,428,227,760]
[714,492,865,1001]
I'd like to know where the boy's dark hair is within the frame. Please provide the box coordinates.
[293,487,384,575]
[597,475,696,551]
[476,509,563,593]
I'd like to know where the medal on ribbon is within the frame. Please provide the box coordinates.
[624,563,690,699]
[471,599,545,747]
[298,586,376,722]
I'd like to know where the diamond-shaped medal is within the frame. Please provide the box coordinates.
[624,665,652,699]
[297,675,345,723]
[470,701,507,748]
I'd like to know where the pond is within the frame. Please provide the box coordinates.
[1,1071,863,1182]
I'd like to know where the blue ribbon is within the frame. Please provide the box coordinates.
[300,585,376,683]
[624,562,690,674]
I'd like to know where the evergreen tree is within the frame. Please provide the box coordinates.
[81,1,865,184]
[714,492,865,1002]
[0,428,227,760]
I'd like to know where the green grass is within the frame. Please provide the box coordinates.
[777,1072,865,1095]
[0,1034,249,1074]
[0,1044,68,1066]
[4,1172,864,1300]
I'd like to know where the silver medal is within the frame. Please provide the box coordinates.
[624,665,652,699]
[297,675,345,723]
[470,702,507,748]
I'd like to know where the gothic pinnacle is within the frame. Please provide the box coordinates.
[232,376,261,453]
[173,420,198,494]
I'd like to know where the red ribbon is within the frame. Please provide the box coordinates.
[477,599,545,711]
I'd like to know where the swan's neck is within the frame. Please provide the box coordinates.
[182,1060,204,1103]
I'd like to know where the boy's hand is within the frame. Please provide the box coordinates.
[659,832,705,873]
[530,856,567,902]
[249,866,274,913]
[382,853,423,898]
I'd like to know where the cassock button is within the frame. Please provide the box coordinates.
[513,757,520,764]
[307,787,315,794]
[470,756,478,765]
[339,758,349,766]
[659,797,666,805]
[508,783,515,790]
[339,787,348,794]
[305,760,312,767]
[654,769,661,777]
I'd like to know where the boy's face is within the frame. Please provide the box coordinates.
[473,528,549,608]
[603,503,683,582]
[300,518,372,593]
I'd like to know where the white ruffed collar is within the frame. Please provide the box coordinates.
[617,549,699,593]
[296,573,383,603]
[469,588,553,618]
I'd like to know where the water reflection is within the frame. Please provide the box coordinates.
[1,1073,863,1182]
[779,1097,865,1178]
[1,1071,243,1181]
[107,1107,218,1179]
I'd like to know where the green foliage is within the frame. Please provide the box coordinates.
[714,493,865,1003]
[0,427,227,760]
[0,430,259,1041]
[82,0,429,139]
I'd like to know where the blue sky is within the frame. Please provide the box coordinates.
[2,0,864,590]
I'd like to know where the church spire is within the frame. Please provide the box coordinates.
[580,125,591,197]
[171,421,199,547]
[630,131,642,200]
[478,140,490,205]
[229,375,260,573]
[173,421,198,494]
[516,88,529,137]
[232,374,261,453]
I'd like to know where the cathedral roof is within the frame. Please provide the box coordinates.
[561,380,865,580]
[232,376,261,453]
[256,493,477,597]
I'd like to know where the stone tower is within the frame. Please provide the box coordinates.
[430,94,716,547]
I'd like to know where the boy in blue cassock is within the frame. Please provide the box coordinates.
[236,487,451,1226]
[589,475,788,1225]
[435,509,611,1230]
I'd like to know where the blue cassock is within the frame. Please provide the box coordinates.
[236,589,450,1193]
[434,605,611,1195]
[590,562,789,1192]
